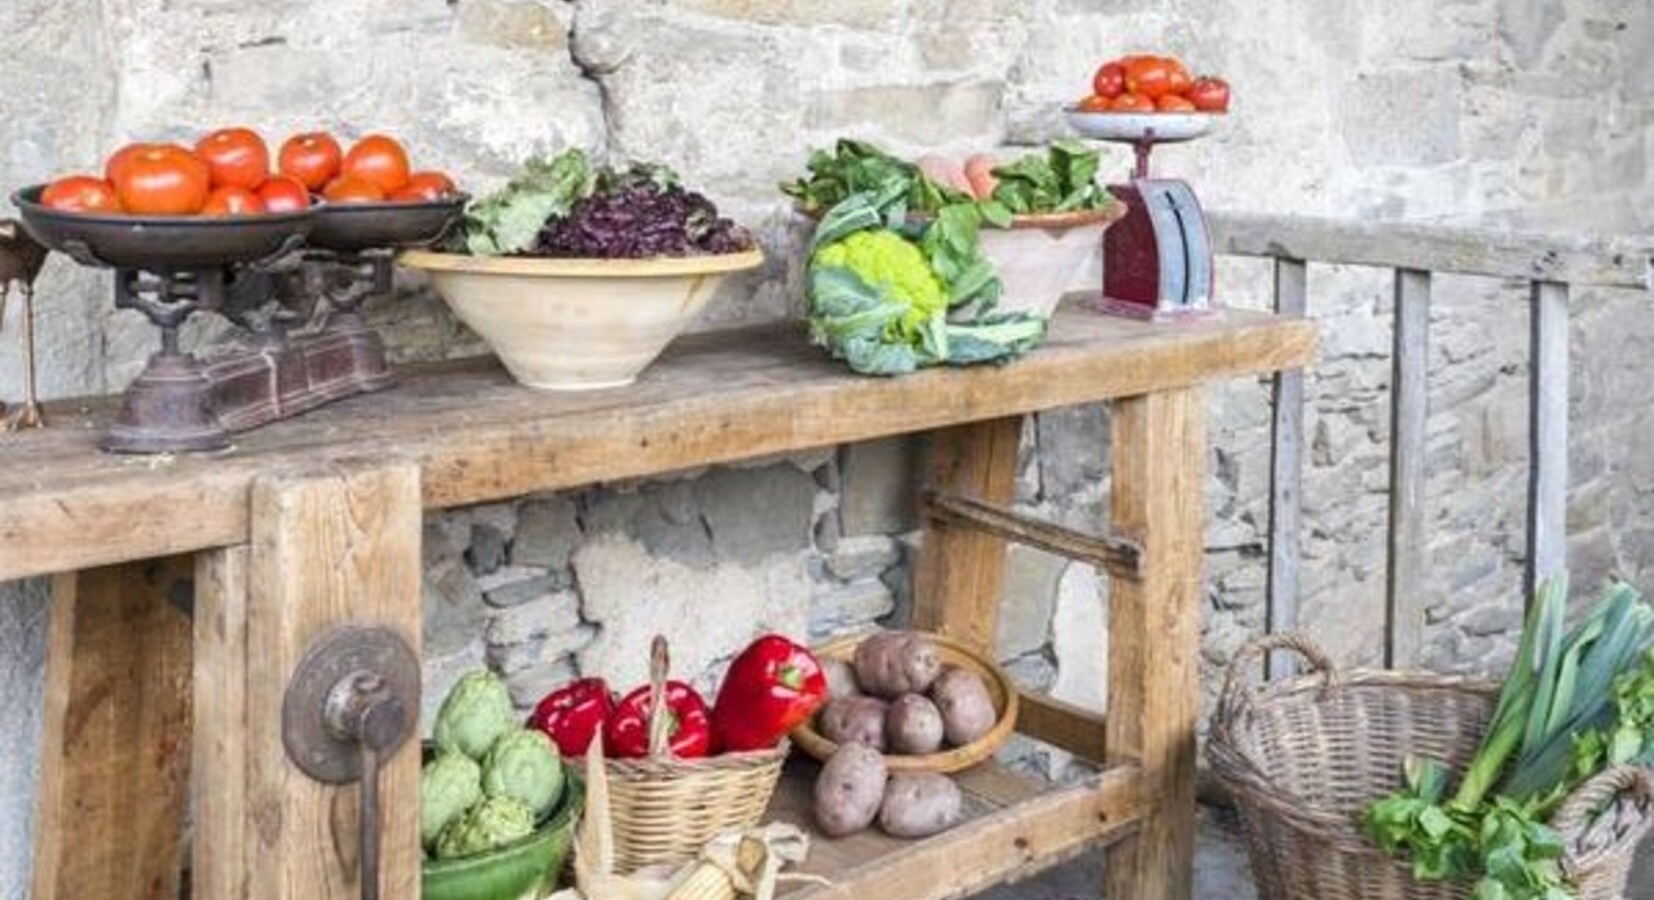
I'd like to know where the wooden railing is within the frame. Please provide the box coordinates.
[1208,211,1654,674]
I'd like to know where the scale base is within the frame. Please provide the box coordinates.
[103,353,230,454]
[208,319,395,434]
[1092,295,1218,323]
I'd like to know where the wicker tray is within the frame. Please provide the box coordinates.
[790,631,1018,774]
[1209,634,1654,900]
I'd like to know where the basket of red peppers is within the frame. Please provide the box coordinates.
[526,633,827,874]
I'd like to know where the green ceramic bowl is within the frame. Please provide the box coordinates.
[422,763,584,900]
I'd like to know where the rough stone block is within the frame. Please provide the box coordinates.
[838,438,920,536]
[424,560,490,657]
[505,656,581,709]
[573,533,812,692]
[1049,562,1107,713]
[996,544,1066,660]
[458,0,570,50]
[466,522,510,575]
[806,80,1004,146]
[482,571,570,609]
[809,579,897,640]
[697,464,819,563]
[823,535,901,582]
[1342,67,1462,166]
[511,495,582,570]
[670,0,897,30]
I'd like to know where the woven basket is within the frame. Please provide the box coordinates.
[601,636,786,875]
[1209,634,1654,900]
[790,631,1019,774]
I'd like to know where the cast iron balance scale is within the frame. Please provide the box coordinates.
[1064,108,1218,321]
[11,188,465,453]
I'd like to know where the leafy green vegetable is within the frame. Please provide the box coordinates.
[988,140,1111,215]
[805,192,1043,376]
[1364,577,1654,900]
[781,139,966,220]
[457,150,596,256]
[782,138,1117,225]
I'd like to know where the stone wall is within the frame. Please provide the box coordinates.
[3,0,1653,895]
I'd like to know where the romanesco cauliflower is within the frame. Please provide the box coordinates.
[814,230,946,338]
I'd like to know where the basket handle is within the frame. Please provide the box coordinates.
[1550,765,1654,841]
[1215,633,1339,727]
[646,634,673,759]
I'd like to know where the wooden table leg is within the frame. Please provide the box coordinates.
[912,416,1022,651]
[238,461,423,900]
[194,545,250,900]
[1104,388,1205,900]
[32,558,193,900]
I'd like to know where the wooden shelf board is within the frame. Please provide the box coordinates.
[0,300,1315,580]
[766,759,1143,900]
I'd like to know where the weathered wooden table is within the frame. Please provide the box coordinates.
[0,300,1315,900]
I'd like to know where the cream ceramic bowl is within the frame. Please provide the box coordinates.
[975,207,1127,318]
[401,249,764,391]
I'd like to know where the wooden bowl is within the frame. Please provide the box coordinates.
[790,631,1019,774]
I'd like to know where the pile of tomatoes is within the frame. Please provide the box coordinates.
[39,129,458,217]
[1075,55,1230,115]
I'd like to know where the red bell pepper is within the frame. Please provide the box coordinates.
[710,634,829,752]
[527,677,615,757]
[605,680,712,759]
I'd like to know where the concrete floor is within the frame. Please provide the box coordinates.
[975,804,1654,899]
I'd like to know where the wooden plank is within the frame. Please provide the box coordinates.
[1266,257,1307,679]
[922,491,1142,579]
[1387,269,1431,668]
[911,417,1022,653]
[1526,281,1570,601]
[32,558,193,900]
[1104,388,1205,900]
[771,761,1144,900]
[245,461,421,900]
[1210,210,1654,288]
[194,545,249,900]
[1016,690,1109,763]
[0,306,1317,582]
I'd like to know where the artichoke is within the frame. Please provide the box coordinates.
[419,751,483,850]
[434,670,514,760]
[434,795,536,859]
[481,729,564,817]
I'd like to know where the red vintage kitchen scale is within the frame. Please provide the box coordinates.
[1065,109,1216,321]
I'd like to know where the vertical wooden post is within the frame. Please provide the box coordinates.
[911,416,1022,653]
[1526,280,1569,603]
[1104,388,1205,900]
[194,545,250,900]
[1266,257,1307,679]
[1386,268,1431,667]
[245,461,422,900]
[32,558,194,900]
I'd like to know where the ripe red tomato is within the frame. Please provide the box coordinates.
[341,135,410,195]
[1164,58,1193,97]
[104,143,151,185]
[42,176,121,213]
[1156,94,1197,112]
[389,170,456,202]
[256,175,311,213]
[201,186,267,217]
[278,132,343,191]
[1092,62,1127,99]
[1188,76,1231,113]
[323,176,387,205]
[195,127,270,189]
[1076,94,1112,113]
[112,144,211,215]
[1111,93,1156,113]
[1124,56,1174,100]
